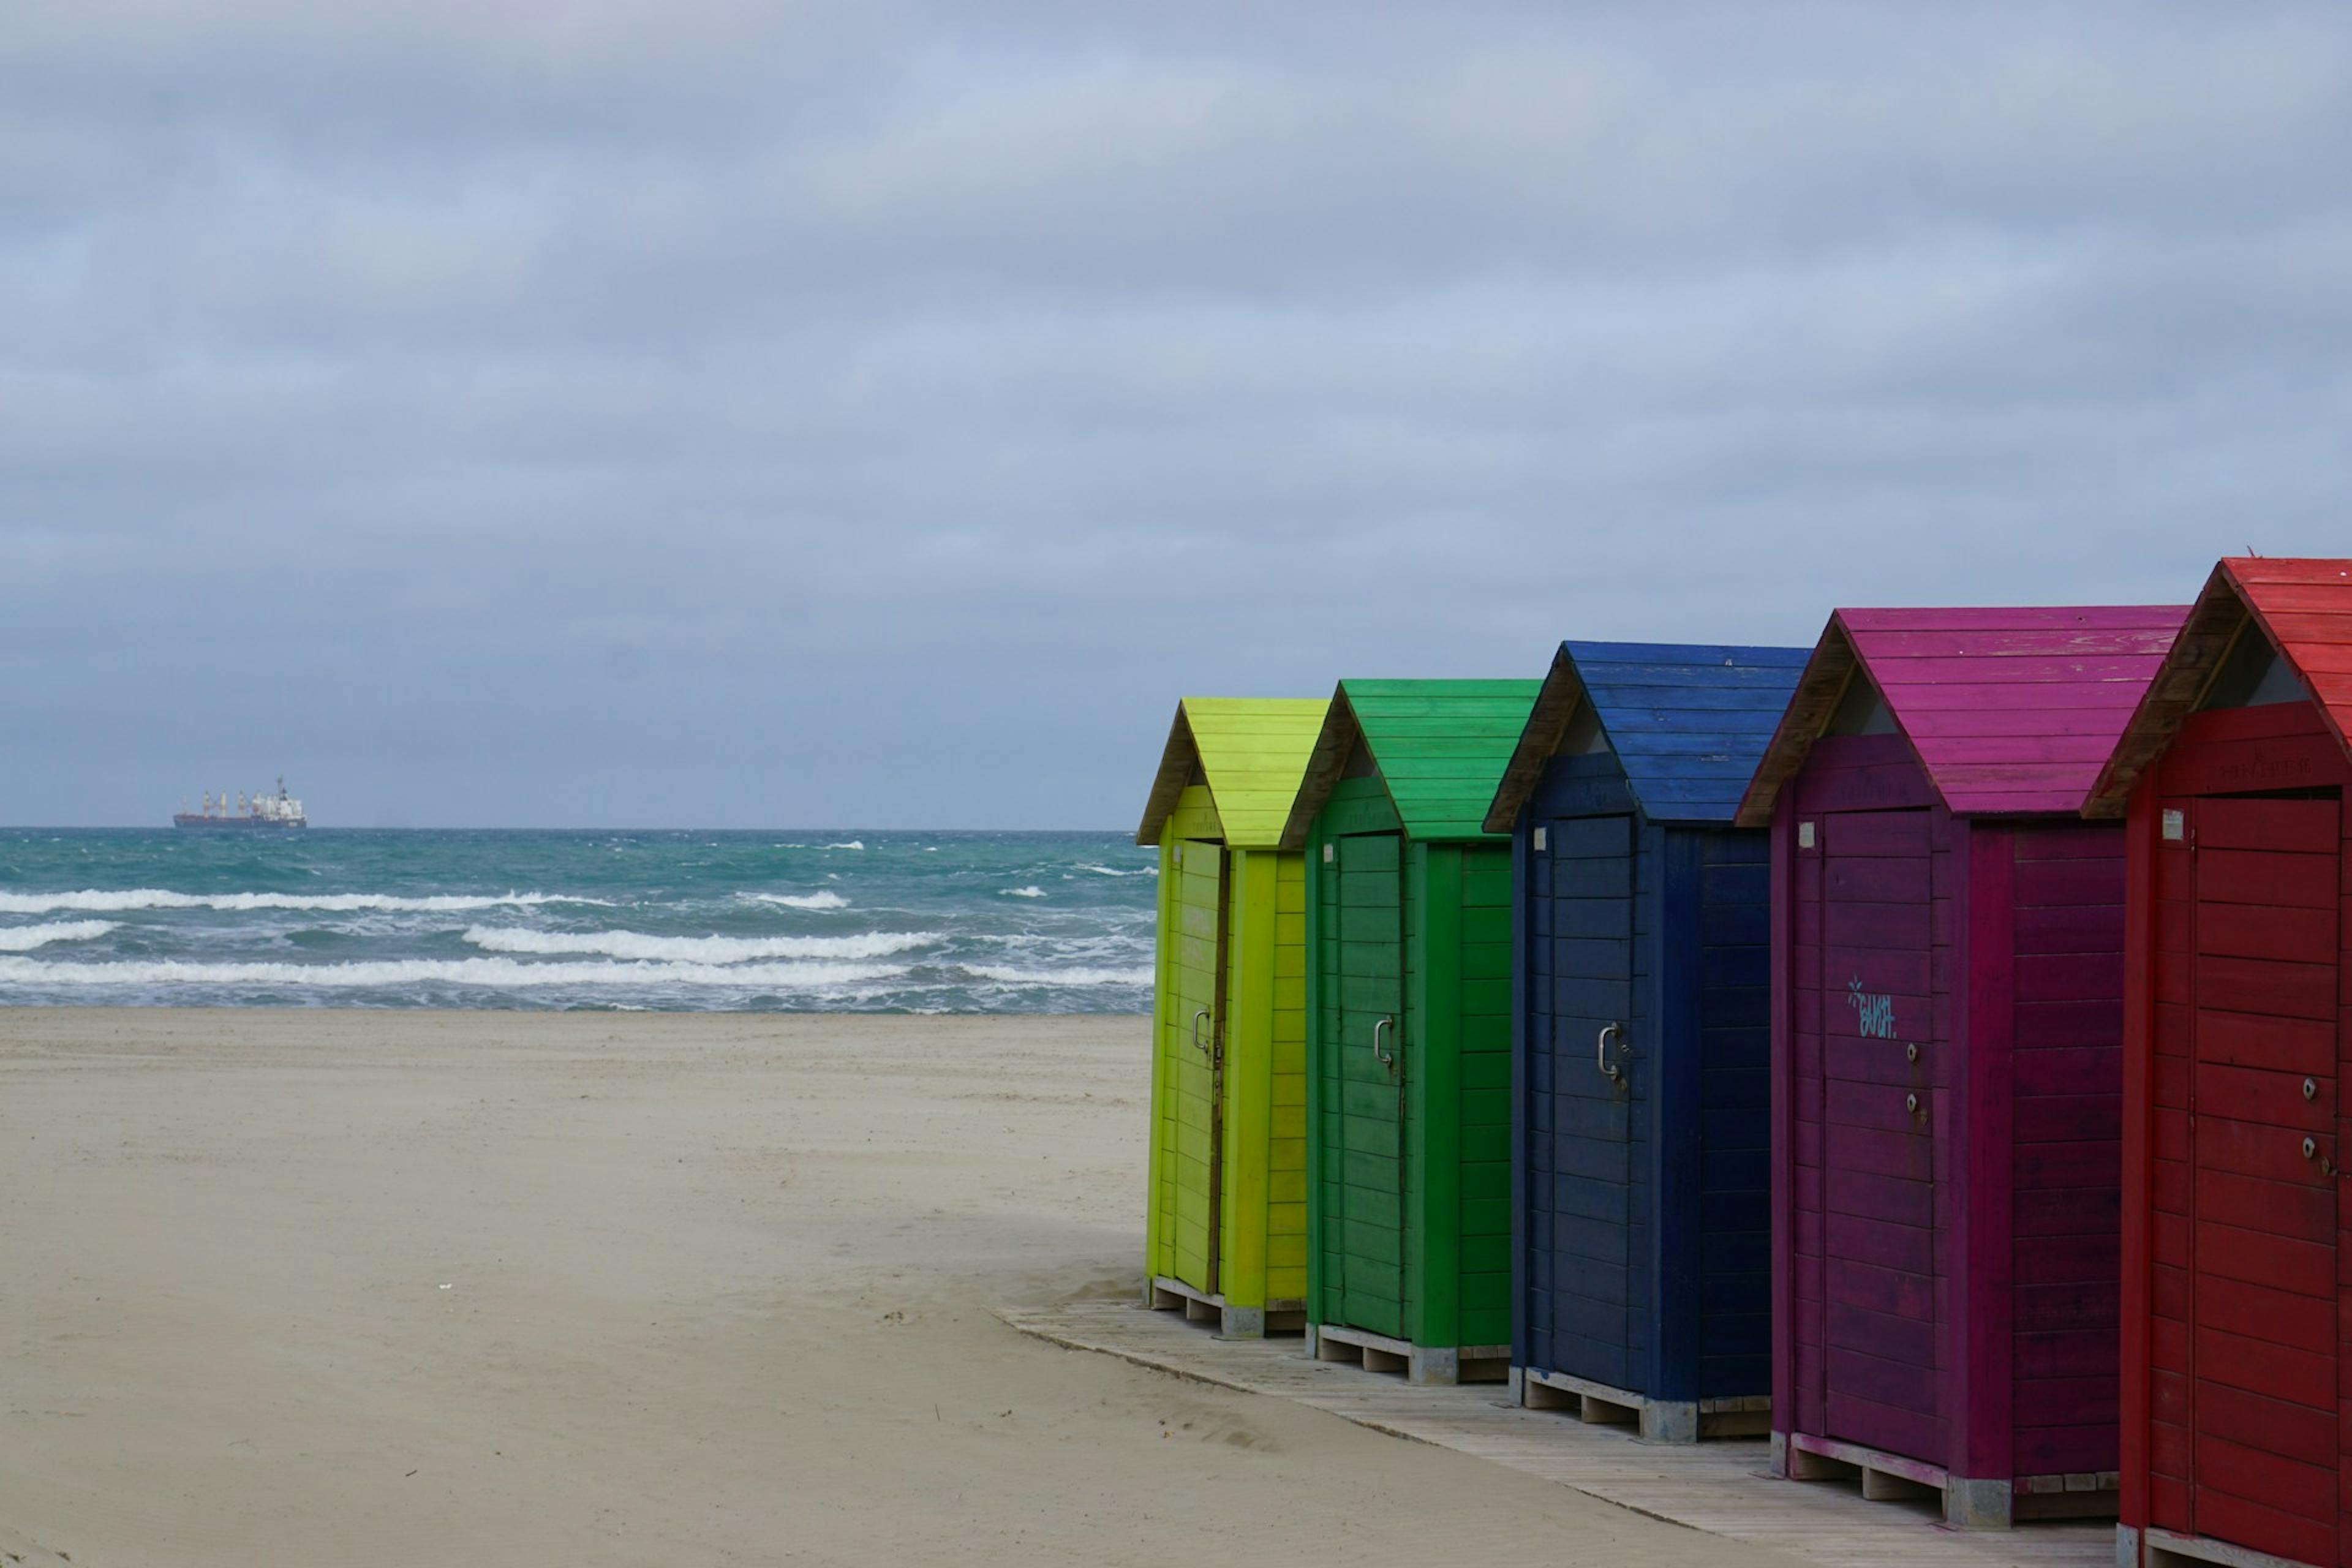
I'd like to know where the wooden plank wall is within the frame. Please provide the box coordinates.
[2005,823,2125,1479]
[1307,759,1517,1355]
[1784,733,1953,1467]
[2138,699,2352,1566]
[1408,838,1440,1344]
[1268,852,1310,1302]
[1523,751,1649,1387]
[1217,846,1312,1313]
[1164,828,1226,1291]
[1696,829,1774,1400]
[1308,778,1406,1336]
[1147,786,1228,1293]
[1456,840,1518,1350]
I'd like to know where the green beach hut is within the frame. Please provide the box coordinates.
[1281,678,1542,1385]
[1137,697,1330,1337]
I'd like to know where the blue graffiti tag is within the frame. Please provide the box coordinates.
[1847,976,1897,1040]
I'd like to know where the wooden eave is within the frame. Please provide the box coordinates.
[2084,559,2352,818]
[1483,647,1583,834]
[1277,685,1362,851]
[1732,619,1861,828]
[1134,703,1204,845]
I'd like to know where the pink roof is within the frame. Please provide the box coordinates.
[1735,604,2191,825]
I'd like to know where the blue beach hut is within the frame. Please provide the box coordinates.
[1483,640,1808,1441]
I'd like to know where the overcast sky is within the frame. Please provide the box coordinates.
[4,2,2348,827]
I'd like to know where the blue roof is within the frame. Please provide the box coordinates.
[1483,640,1811,829]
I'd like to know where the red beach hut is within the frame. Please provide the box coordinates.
[2086,559,2352,1568]
[1736,602,2187,1529]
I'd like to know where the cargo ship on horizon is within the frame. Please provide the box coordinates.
[175,778,307,830]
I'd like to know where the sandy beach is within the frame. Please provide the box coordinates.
[0,1011,1804,1567]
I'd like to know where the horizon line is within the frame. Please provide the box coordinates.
[0,824,1133,834]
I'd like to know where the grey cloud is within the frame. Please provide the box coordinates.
[1,2,2347,824]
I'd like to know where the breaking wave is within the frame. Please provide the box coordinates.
[747,891,849,911]
[463,927,937,963]
[960,963,1152,987]
[0,889,608,916]
[825,840,865,851]
[1000,886,1046,899]
[0,957,903,990]
[0,919,118,951]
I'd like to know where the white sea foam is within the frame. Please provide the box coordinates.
[982,932,1154,965]
[825,840,865,851]
[0,919,118,951]
[0,889,609,916]
[999,886,1047,899]
[961,963,1153,987]
[1078,864,1140,876]
[746,891,849,911]
[463,927,937,963]
[0,957,904,990]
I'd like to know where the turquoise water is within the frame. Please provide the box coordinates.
[0,829,1157,1012]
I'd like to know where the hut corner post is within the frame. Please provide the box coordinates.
[1646,823,1705,1439]
[1408,840,1467,1380]
[2114,775,2158,1567]
[1949,818,2019,1531]
[1768,790,1798,1478]
[1507,813,1532,1403]
[1302,816,1328,1351]
[1142,817,1179,1304]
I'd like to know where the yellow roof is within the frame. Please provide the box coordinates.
[1135,697,1330,849]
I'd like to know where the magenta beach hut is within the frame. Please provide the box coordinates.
[1735,603,2185,1529]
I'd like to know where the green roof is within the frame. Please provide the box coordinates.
[1135,697,1331,850]
[1280,679,1544,847]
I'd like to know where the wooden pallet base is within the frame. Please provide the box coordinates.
[1145,1276,1305,1339]
[1515,1366,1770,1442]
[2133,1525,2324,1568]
[1306,1322,1508,1386]
[2014,1471,2124,1523]
[1777,1433,2117,1531]
[1779,1434,1950,1516]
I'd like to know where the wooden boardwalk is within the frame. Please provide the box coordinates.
[1001,1302,2112,1568]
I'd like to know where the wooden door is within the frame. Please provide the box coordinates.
[1816,807,1944,1464]
[1164,838,1229,1295]
[1330,831,1406,1337]
[1531,814,1638,1387]
[2177,793,2340,1564]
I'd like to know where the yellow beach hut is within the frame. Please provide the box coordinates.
[1137,697,1330,1337]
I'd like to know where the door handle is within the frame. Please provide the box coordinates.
[1372,1016,1395,1075]
[1597,1022,1624,1084]
[1191,1009,1212,1060]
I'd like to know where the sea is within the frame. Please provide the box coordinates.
[0,829,1158,1012]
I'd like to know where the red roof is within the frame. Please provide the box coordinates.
[2085,558,2352,815]
[2229,557,2352,743]
[1736,603,2190,825]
